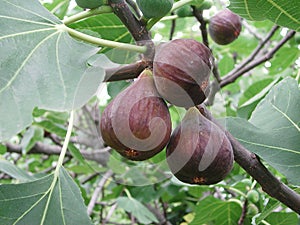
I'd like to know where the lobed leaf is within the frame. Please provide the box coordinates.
[229,0,300,31]
[0,167,92,225]
[226,77,300,185]
[0,0,104,141]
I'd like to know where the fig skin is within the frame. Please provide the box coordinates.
[153,39,213,108]
[137,0,174,19]
[208,9,242,45]
[100,69,172,161]
[166,107,233,185]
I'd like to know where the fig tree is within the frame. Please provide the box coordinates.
[153,39,213,108]
[208,9,242,45]
[166,107,233,185]
[137,0,174,19]
[100,69,172,161]
[75,0,105,9]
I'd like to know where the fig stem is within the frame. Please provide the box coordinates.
[59,25,147,53]
[63,6,113,25]
[54,110,75,176]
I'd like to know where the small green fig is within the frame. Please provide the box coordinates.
[137,0,174,19]
[166,107,233,185]
[247,190,259,203]
[176,5,193,18]
[196,0,213,10]
[153,39,213,108]
[208,9,242,45]
[294,32,300,44]
[100,69,172,161]
[75,0,105,9]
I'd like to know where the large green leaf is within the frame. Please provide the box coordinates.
[226,77,300,185]
[229,0,300,31]
[0,159,36,182]
[190,196,242,225]
[0,167,92,225]
[116,196,159,224]
[0,0,105,141]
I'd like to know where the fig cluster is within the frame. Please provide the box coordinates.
[100,39,233,185]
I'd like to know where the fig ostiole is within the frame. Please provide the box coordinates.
[166,107,233,185]
[208,9,242,45]
[100,69,172,161]
[153,39,213,108]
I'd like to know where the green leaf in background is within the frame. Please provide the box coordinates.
[35,120,67,137]
[229,0,300,31]
[237,78,280,119]
[265,212,299,225]
[226,77,300,185]
[43,0,70,20]
[0,159,36,182]
[70,13,138,64]
[20,126,44,154]
[0,167,92,225]
[116,196,159,224]
[0,0,104,141]
[190,196,242,225]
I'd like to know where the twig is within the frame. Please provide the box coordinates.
[87,170,114,216]
[220,29,295,87]
[125,0,141,18]
[108,0,154,62]
[223,25,279,82]
[102,203,118,225]
[242,20,264,41]
[145,203,172,225]
[192,7,209,47]
[238,199,248,225]
[192,7,221,84]
[5,142,110,166]
[104,61,147,82]
[169,12,176,40]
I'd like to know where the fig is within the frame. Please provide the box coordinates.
[195,0,213,10]
[100,69,172,161]
[176,5,193,18]
[166,107,233,185]
[153,39,213,108]
[208,9,242,45]
[137,0,174,19]
[75,0,105,9]
[247,190,259,203]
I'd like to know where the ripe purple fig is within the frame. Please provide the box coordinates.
[153,39,213,108]
[100,69,172,161]
[208,9,242,45]
[166,107,233,185]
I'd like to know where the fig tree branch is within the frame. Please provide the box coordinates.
[220,25,280,86]
[5,142,110,166]
[108,0,154,61]
[192,7,222,84]
[87,169,114,216]
[227,132,300,214]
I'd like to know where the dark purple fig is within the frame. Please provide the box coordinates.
[153,39,213,108]
[166,107,233,185]
[208,9,242,45]
[100,69,172,161]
